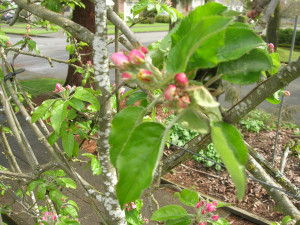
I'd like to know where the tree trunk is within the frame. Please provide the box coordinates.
[65,0,95,87]
[266,2,280,51]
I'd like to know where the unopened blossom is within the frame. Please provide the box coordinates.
[205,203,215,212]
[282,90,290,97]
[127,207,131,211]
[6,41,12,47]
[56,83,63,92]
[129,49,145,65]
[268,43,274,53]
[196,202,201,208]
[111,52,129,69]
[42,216,47,221]
[175,73,188,87]
[51,215,57,220]
[66,85,71,90]
[137,69,152,82]
[212,201,218,207]
[44,212,50,216]
[199,222,207,225]
[119,87,125,95]
[131,203,136,209]
[87,61,92,65]
[164,85,177,101]
[201,209,206,214]
[177,96,190,108]
[211,215,219,221]
[121,72,133,81]
[140,46,148,54]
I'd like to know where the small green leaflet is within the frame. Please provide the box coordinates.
[31,99,56,123]
[73,87,100,111]
[151,205,188,221]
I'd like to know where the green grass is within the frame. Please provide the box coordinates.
[1,27,58,35]
[18,78,63,97]
[277,47,300,62]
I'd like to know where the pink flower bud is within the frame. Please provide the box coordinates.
[137,69,152,82]
[6,41,12,47]
[268,43,274,49]
[199,223,207,225]
[196,202,201,208]
[56,83,62,90]
[131,204,136,209]
[175,73,188,87]
[144,218,149,224]
[111,52,129,69]
[76,134,79,138]
[282,90,290,97]
[125,203,128,207]
[129,49,145,65]
[42,216,47,221]
[54,88,58,93]
[44,212,50,216]
[205,203,215,212]
[201,209,206,214]
[87,61,92,65]
[140,46,148,54]
[127,207,131,211]
[51,215,57,220]
[66,85,71,90]
[121,72,133,81]
[177,96,190,108]
[212,201,218,207]
[164,85,177,101]
[211,215,219,221]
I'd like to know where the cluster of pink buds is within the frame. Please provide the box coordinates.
[196,200,219,224]
[54,83,76,94]
[111,46,162,87]
[40,211,57,224]
[86,61,94,68]
[164,73,191,109]
[268,43,274,53]
[55,83,63,92]
[125,202,137,211]
[6,41,12,47]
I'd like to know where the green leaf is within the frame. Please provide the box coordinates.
[67,200,79,211]
[151,205,188,221]
[62,132,75,158]
[27,180,44,192]
[178,109,209,134]
[27,40,40,54]
[178,189,199,207]
[190,86,220,108]
[211,122,248,199]
[67,109,77,120]
[37,183,47,200]
[69,98,85,111]
[55,169,66,177]
[57,178,77,189]
[49,189,63,207]
[166,216,191,225]
[166,16,232,75]
[109,106,144,168]
[212,218,231,225]
[91,157,101,175]
[266,88,283,104]
[268,52,281,75]
[116,122,165,207]
[64,205,78,218]
[282,216,293,225]
[217,24,264,62]
[66,44,75,55]
[131,0,150,16]
[48,132,59,146]
[0,34,9,42]
[73,87,100,111]
[126,92,147,106]
[31,99,56,123]
[218,48,272,84]
[51,100,68,134]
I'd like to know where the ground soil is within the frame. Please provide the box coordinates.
[31,94,300,224]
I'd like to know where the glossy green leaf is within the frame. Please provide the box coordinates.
[37,183,47,200]
[67,108,77,120]
[48,132,59,146]
[266,88,283,104]
[218,48,272,84]
[31,99,56,123]
[151,205,188,221]
[49,189,63,207]
[27,179,44,192]
[126,92,147,106]
[69,98,85,111]
[217,25,264,62]
[55,169,66,177]
[211,121,248,199]
[166,216,191,225]
[166,16,232,75]
[50,100,68,134]
[268,52,281,75]
[62,132,75,158]
[116,122,165,207]
[58,178,77,189]
[67,200,79,211]
[131,0,150,16]
[178,109,209,134]
[282,216,293,225]
[178,189,199,207]
[190,86,220,108]
[212,218,231,225]
[64,205,78,218]
[109,106,144,167]
[73,87,100,111]
[91,157,101,175]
